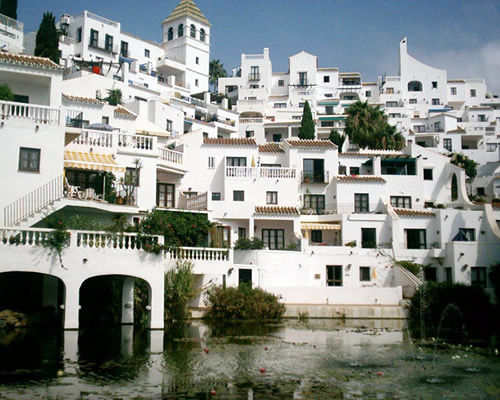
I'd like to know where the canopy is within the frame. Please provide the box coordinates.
[64,151,125,173]
[301,223,341,231]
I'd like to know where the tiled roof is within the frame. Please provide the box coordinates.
[447,127,466,133]
[255,206,300,215]
[62,94,104,105]
[163,0,211,26]
[259,143,284,153]
[203,138,256,146]
[394,208,435,217]
[114,106,136,119]
[286,139,336,148]
[0,52,62,70]
[336,176,386,183]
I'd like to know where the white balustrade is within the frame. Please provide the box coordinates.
[74,129,113,148]
[117,133,156,152]
[0,100,60,125]
[226,167,296,179]
[0,227,53,246]
[3,175,64,227]
[76,231,162,250]
[160,148,183,165]
[168,247,229,261]
[239,118,263,124]
[225,167,256,178]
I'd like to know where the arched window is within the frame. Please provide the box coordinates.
[200,28,206,42]
[451,173,458,201]
[190,24,196,38]
[408,81,423,92]
[178,24,184,37]
[167,27,173,41]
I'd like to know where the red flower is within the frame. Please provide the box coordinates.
[68,232,71,237]
[58,222,63,225]
[147,225,151,229]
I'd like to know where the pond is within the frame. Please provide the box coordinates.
[0,319,499,399]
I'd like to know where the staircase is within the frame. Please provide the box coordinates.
[394,265,423,299]
[3,175,64,227]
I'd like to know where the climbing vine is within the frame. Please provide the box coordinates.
[41,220,71,270]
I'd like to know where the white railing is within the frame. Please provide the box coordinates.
[160,148,183,165]
[117,133,156,152]
[168,247,229,261]
[3,175,64,227]
[0,227,52,246]
[76,231,162,250]
[226,167,296,179]
[86,11,118,27]
[178,192,208,211]
[239,118,263,124]
[73,129,113,148]
[59,35,75,45]
[0,100,60,125]
[238,99,265,106]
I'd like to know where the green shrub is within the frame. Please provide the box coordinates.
[164,261,196,322]
[234,237,264,250]
[409,282,493,342]
[396,260,422,276]
[204,285,285,321]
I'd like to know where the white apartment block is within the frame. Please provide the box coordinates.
[1,1,499,328]
[0,12,23,53]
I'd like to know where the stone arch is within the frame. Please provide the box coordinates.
[408,80,423,92]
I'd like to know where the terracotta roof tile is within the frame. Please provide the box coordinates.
[163,0,211,26]
[336,176,386,183]
[286,139,336,148]
[63,94,104,105]
[203,138,256,146]
[114,106,137,119]
[255,206,299,215]
[0,52,62,70]
[447,127,466,133]
[259,143,284,153]
[394,208,435,217]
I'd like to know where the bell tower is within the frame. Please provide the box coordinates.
[161,0,211,93]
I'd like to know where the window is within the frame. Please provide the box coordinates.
[477,187,485,196]
[90,29,98,47]
[361,228,376,248]
[321,121,334,127]
[245,130,254,138]
[432,81,438,89]
[262,229,284,250]
[454,228,476,242]
[195,56,199,65]
[190,24,196,38]
[446,268,453,283]
[432,98,440,105]
[273,134,282,142]
[157,183,174,208]
[450,87,457,95]
[405,229,427,249]
[249,66,260,81]
[76,27,82,43]
[166,119,173,132]
[167,27,173,41]
[471,267,487,288]
[208,156,215,168]
[266,191,278,205]
[102,116,109,124]
[226,157,246,166]
[239,269,252,286]
[409,98,417,104]
[424,268,437,282]
[105,34,113,51]
[303,194,325,214]
[350,167,360,175]
[125,167,140,186]
[200,28,206,42]
[325,93,333,98]
[386,101,398,107]
[120,41,128,57]
[144,49,150,58]
[360,267,371,282]
[249,84,259,89]
[391,196,412,209]
[233,190,244,201]
[424,168,433,180]
[195,79,199,87]
[303,159,325,183]
[365,90,372,97]
[273,103,287,108]
[299,102,305,108]
[389,113,402,119]
[443,138,452,152]
[338,165,347,175]
[19,147,40,172]
[311,230,322,243]
[408,81,423,92]
[238,227,246,239]
[323,75,330,83]
[354,193,369,213]
[486,143,497,152]
[470,89,476,97]
[178,24,184,37]
[386,87,394,94]
[325,105,334,114]
[298,72,308,86]
[326,265,342,286]
[211,192,221,201]
[278,79,284,87]
[478,114,486,122]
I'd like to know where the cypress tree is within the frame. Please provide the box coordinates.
[299,100,315,139]
[35,12,59,64]
[328,129,345,152]
[0,0,17,19]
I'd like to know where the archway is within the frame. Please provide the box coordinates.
[0,272,65,327]
[79,275,151,329]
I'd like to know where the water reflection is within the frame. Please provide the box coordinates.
[0,319,499,399]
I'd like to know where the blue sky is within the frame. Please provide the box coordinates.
[18,0,500,92]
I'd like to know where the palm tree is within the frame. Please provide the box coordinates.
[209,59,227,93]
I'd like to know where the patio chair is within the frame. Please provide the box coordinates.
[64,177,81,199]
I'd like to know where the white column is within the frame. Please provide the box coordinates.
[63,281,80,330]
[288,126,293,138]
[121,277,135,324]
[249,218,255,239]
[149,278,164,330]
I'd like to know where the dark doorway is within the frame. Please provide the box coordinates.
[238,269,252,287]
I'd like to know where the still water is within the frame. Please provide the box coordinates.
[0,319,499,399]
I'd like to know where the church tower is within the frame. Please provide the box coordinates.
[161,0,211,93]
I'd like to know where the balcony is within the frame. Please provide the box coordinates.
[177,192,207,211]
[301,171,330,184]
[160,148,183,165]
[225,166,296,179]
[248,73,260,81]
[117,133,156,154]
[0,100,60,125]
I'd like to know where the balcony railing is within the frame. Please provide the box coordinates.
[73,129,113,148]
[169,247,229,261]
[225,167,296,179]
[301,171,330,184]
[0,100,60,125]
[239,117,263,124]
[178,192,207,211]
[59,35,75,45]
[117,133,156,152]
[160,148,183,165]
[248,73,261,81]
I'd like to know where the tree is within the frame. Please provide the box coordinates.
[329,129,345,152]
[0,0,17,19]
[0,83,14,101]
[209,59,227,93]
[105,88,122,106]
[298,100,315,139]
[34,12,59,64]
[345,101,404,150]
[449,152,477,180]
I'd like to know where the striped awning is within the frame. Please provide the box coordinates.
[64,151,125,173]
[301,223,341,231]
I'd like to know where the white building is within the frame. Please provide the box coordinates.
[0,12,23,53]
